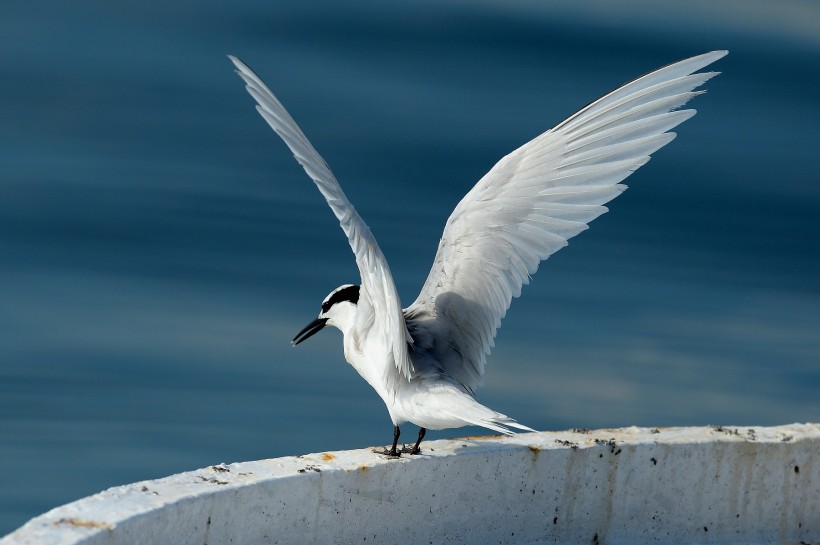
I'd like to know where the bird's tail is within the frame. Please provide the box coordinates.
[444,397,536,436]
[475,415,536,436]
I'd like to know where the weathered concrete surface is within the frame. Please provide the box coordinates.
[2,424,818,545]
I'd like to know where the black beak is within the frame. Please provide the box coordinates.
[292,317,328,346]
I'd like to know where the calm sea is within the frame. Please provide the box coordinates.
[1,0,819,535]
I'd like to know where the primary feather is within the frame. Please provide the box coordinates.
[229,55,415,394]
[405,51,727,392]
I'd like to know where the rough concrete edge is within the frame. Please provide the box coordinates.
[2,423,818,545]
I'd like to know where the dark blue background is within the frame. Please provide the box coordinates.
[2,0,819,535]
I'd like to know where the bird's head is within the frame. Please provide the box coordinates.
[292,284,360,346]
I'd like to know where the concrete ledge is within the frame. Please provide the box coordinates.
[3,424,818,545]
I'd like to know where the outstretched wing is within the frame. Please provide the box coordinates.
[405,51,728,391]
[229,56,413,391]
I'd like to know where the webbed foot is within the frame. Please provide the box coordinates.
[372,445,401,458]
[399,444,421,455]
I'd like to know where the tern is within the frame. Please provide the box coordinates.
[230,50,727,457]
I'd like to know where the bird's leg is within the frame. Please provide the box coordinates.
[410,427,426,455]
[398,427,426,455]
[388,425,401,457]
[371,425,403,457]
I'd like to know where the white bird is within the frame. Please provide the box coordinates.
[230,51,727,457]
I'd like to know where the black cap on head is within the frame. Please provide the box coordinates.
[321,284,360,314]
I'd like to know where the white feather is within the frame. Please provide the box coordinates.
[406,51,727,392]
[229,55,415,394]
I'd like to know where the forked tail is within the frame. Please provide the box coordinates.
[445,396,536,436]
[476,416,536,436]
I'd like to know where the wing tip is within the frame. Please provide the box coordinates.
[689,50,729,67]
[227,54,246,73]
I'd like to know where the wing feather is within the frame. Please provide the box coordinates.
[229,56,414,392]
[406,51,727,391]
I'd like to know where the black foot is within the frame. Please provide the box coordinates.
[372,425,424,457]
[372,446,401,458]
[377,425,402,458]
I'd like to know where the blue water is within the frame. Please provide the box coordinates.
[2,0,819,535]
